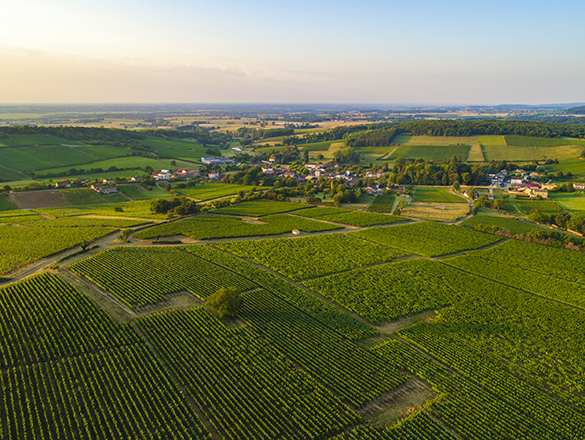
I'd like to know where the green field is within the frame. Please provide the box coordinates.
[295,206,406,227]
[3,193,585,438]
[60,188,114,205]
[217,234,407,280]
[138,136,207,159]
[37,198,168,219]
[70,246,257,309]
[478,135,507,147]
[212,200,313,216]
[481,145,544,161]
[134,213,342,240]
[35,156,193,178]
[411,187,467,204]
[367,194,396,213]
[462,214,543,235]
[386,145,470,161]
[0,165,28,181]
[0,134,78,146]
[0,194,18,211]
[118,183,170,200]
[0,223,117,275]
[549,192,585,211]
[351,222,499,257]
[515,198,565,214]
[504,136,576,147]
[176,183,263,201]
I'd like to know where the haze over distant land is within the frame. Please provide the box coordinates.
[2,0,584,104]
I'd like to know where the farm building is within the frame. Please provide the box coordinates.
[528,188,548,199]
[54,180,71,188]
[91,184,118,195]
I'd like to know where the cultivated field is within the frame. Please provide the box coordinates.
[10,189,69,209]
[3,193,585,439]
[386,145,470,161]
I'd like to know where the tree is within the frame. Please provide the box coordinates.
[206,287,243,318]
[303,148,309,163]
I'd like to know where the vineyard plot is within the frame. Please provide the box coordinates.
[216,234,407,280]
[183,244,377,340]
[70,246,257,309]
[351,221,500,257]
[138,306,359,440]
[0,345,211,440]
[134,213,342,240]
[304,259,471,323]
[0,273,138,369]
[239,289,407,407]
[295,207,406,227]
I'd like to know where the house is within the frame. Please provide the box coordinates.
[529,172,541,179]
[129,176,142,182]
[268,156,280,164]
[529,188,549,199]
[54,180,71,188]
[102,178,115,184]
[573,183,585,191]
[304,163,319,170]
[541,183,558,190]
[151,170,172,181]
[208,171,220,179]
[91,184,118,195]
[173,168,200,178]
[510,178,524,186]
[292,229,301,236]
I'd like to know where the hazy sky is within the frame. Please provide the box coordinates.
[2,0,584,104]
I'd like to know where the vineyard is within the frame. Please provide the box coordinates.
[211,200,313,216]
[367,194,396,213]
[138,306,359,439]
[304,258,470,323]
[351,222,500,256]
[176,183,261,201]
[134,214,342,240]
[445,247,585,308]
[183,244,377,340]
[0,273,138,368]
[295,207,406,227]
[0,223,116,275]
[216,234,407,280]
[69,246,257,309]
[3,194,585,438]
[461,213,542,235]
[238,289,408,407]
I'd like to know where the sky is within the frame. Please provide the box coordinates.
[1,0,585,105]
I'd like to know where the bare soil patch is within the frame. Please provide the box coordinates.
[361,379,438,427]
[10,190,70,209]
